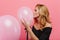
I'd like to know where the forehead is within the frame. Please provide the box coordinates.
[35,6,40,10]
[35,6,44,12]
[35,6,45,11]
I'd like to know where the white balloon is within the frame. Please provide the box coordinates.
[4,19,12,27]
[18,7,34,26]
[0,15,21,40]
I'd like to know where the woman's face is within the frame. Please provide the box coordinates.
[33,7,42,23]
[33,6,46,24]
[33,7,40,23]
[34,6,45,18]
[33,7,40,18]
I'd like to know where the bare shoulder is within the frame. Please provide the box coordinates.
[45,22,52,28]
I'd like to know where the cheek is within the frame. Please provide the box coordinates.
[33,13,39,18]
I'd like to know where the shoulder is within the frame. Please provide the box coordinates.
[45,22,52,28]
[43,23,52,32]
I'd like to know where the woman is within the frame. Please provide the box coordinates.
[21,4,52,40]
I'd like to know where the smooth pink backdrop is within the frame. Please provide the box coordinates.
[0,0,60,40]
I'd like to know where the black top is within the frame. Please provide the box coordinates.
[32,26,52,40]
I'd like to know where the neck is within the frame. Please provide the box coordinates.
[34,22,43,29]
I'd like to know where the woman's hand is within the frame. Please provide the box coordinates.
[21,18,39,40]
[20,18,29,28]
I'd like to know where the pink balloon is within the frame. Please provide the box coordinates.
[18,7,34,26]
[0,15,21,40]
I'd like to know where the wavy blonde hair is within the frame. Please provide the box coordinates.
[34,4,51,26]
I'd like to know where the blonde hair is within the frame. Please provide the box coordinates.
[35,4,51,26]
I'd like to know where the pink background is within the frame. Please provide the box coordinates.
[0,0,60,40]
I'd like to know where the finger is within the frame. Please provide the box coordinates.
[20,19,27,27]
[20,20,25,25]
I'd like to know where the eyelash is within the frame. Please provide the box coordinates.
[35,10,37,11]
